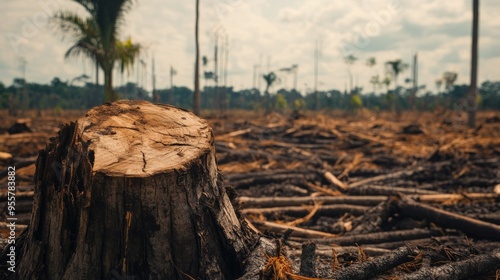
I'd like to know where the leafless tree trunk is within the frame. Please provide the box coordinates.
[193,0,201,115]
[468,0,479,128]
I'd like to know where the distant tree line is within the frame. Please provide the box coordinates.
[1,77,499,113]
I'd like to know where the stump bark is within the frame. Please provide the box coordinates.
[14,100,256,279]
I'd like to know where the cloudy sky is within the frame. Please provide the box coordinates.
[1,0,499,95]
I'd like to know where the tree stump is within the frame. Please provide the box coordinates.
[14,100,256,279]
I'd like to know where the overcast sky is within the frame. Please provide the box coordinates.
[1,0,499,95]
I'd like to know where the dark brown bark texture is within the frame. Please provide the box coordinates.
[12,100,255,280]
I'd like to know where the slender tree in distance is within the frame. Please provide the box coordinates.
[51,0,140,102]
[385,59,408,90]
[344,54,358,94]
[193,0,201,115]
[263,72,277,111]
[468,0,479,128]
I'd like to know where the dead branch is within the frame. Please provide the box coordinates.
[395,196,500,241]
[330,246,416,280]
[237,196,387,208]
[402,250,500,280]
[241,204,368,217]
[249,220,338,239]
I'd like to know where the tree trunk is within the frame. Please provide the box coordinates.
[104,66,115,102]
[468,0,479,128]
[13,100,255,279]
[193,0,201,115]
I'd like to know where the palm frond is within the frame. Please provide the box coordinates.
[115,37,140,74]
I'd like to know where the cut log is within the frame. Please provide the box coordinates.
[349,167,424,188]
[330,246,416,280]
[237,195,387,208]
[10,101,256,280]
[241,204,368,217]
[348,185,439,196]
[394,196,500,241]
[306,229,440,246]
[402,250,500,280]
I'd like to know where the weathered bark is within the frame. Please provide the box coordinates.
[12,100,255,279]
[299,242,316,277]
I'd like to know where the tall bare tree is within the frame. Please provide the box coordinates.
[344,54,358,94]
[193,0,201,115]
[468,0,479,128]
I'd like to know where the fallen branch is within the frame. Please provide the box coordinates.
[348,185,439,196]
[237,195,387,208]
[330,246,416,280]
[324,171,347,191]
[413,193,499,203]
[349,167,424,188]
[402,250,500,280]
[241,204,368,218]
[305,229,440,246]
[395,196,500,241]
[216,128,252,139]
[248,220,338,239]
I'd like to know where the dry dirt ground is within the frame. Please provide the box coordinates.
[0,108,499,279]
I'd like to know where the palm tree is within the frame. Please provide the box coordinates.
[193,0,201,115]
[366,57,376,68]
[263,72,277,110]
[442,72,458,92]
[344,54,358,94]
[366,57,377,94]
[385,59,408,90]
[435,79,443,94]
[468,0,479,128]
[51,0,140,102]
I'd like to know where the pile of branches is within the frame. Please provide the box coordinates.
[210,111,500,279]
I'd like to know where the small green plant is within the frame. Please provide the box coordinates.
[351,94,363,110]
[53,105,63,116]
[275,93,288,113]
[293,99,306,110]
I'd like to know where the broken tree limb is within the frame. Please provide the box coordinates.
[241,204,368,218]
[402,250,500,280]
[412,192,499,203]
[324,171,348,191]
[216,128,252,139]
[349,167,425,188]
[8,101,256,280]
[395,195,500,241]
[330,246,417,280]
[248,220,339,239]
[348,185,439,196]
[237,195,387,208]
[306,229,442,246]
